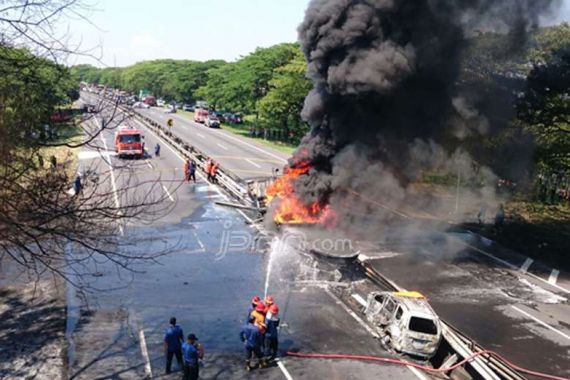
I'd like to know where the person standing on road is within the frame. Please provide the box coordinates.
[206,159,214,182]
[164,317,184,374]
[73,174,82,196]
[247,296,261,322]
[240,316,265,371]
[155,143,161,157]
[250,303,267,335]
[265,304,280,361]
[189,161,197,183]
[184,159,191,182]
[209,161,218,183]
[182,334,200,380]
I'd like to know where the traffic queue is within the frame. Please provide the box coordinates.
[240,295,281,371]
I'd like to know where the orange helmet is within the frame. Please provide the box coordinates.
[251,296,261,305]
[269,304,279,315]
[265,296,274,305]
[255,303,266,312]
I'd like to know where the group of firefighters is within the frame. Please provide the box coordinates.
[240,295,281,371]
[181,158,218,183]
[163,295,280,378]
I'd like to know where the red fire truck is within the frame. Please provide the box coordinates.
[194,107,209,123]
[114,126,144,158]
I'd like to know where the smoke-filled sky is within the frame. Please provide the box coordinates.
[67,0,570,67]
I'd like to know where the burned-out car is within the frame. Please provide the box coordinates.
[365,291,441,358]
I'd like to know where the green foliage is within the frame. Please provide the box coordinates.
[518,48,570,171]
[0,46,76,150]
[257,49,311,142]
[72,59,225,103]
[196,43,300,113]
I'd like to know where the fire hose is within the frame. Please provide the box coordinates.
[284,350,570,380]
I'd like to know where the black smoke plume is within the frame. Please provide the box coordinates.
[288,0,562,227]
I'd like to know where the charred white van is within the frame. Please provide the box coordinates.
[365,291,442,358]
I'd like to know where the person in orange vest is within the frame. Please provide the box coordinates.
[183,159,190,182]
[250,302,267,335]
[264,295,274,310]
[206,159,214,182]
[209,161,218,183]
[247,296,261,322]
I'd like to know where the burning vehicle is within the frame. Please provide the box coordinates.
[365,291,441,358]
[265,160,336,226]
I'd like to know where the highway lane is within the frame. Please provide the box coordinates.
[355,227,570,379]
[67,111,424,380]
[138,107,289,180]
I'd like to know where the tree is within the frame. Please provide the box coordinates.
[1,1,174,286]
[257,50,312,142]
[518,48,570,171]
[196,43,299,113]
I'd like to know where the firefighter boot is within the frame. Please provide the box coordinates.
[245,360,252,372]
[260,358,268,369]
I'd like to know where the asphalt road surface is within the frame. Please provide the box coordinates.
[138,107,289,180]
[66,108,423,380]
[72,97,569,379]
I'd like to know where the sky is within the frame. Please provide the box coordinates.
[66,0,570,68]
[67,0,309,67]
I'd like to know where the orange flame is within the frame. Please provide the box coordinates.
[266,161,336,225]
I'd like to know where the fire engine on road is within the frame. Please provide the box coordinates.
[114,126,145,159]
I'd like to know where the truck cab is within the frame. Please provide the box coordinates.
[194,107,209,123]
[114,126,144,158]
[365,291,441,358]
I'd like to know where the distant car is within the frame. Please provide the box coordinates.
[226,112,243,124]
[133,102,150,109]
[212,112,226,123]
[164,105,177,113]
[205,115,220,128]
[182,104,194,111]
[157,99,165,107]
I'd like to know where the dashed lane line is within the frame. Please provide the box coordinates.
[549,269,560,285]
[138,328,153,378]
[162,185,175,202]
[96,119,124,236]
[459,241,569,294]
[512,305,570,341]
[520,258,533,273]
[246,158,262,168]
[277,359,294,380]
[216,143,229,151]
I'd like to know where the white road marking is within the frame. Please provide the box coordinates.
[146,160,154,169]
[325,288,379,338]
[351,293,368,307]
[216,143,229,151]
[197,133,205,139]
[406,365,431,380]
[96,120,124,236]
[276,359,294,380]
[133,118,262,231]
[193,231,206,252]
[512,305,570,341]
[549,269,560,285]
[138,328,153,378]
[162,185,175,202]
[520,258,534,273]
[459,240,570,294]
[245,159,261,168]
